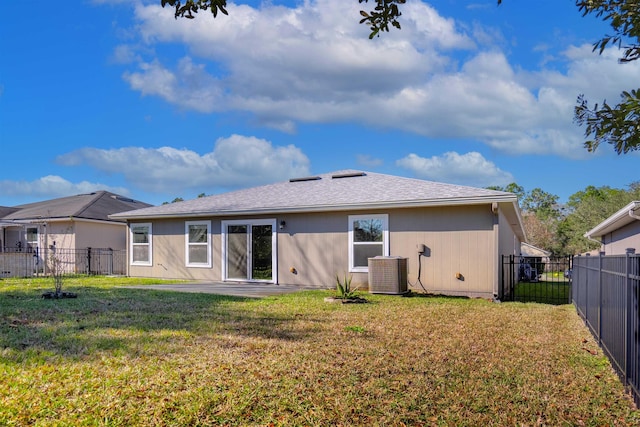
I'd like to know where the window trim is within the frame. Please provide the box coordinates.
[348,214,389,273]
[130,223,152,266]
[185,220,212,268]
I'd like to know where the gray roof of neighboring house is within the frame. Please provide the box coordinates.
[0,206,20,218]
[1,191,153,223]
[584,201,640,239]
[521,242,551,257]
[111,171,524,237]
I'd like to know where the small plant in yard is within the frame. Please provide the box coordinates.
[326,274,366,304]
[42,244,77,299]
[323,274,367,304]
[336,274,357,299]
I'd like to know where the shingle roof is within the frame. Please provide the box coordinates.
[2,191,152,222]
[111,170,519,219]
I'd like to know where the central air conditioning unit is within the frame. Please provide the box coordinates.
[368,256,408,294]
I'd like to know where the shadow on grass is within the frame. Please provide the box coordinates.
[0,285,323,362]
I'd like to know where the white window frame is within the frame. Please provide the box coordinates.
[348,214,389,273]
[185,220,212,268]
[130,223,152,266]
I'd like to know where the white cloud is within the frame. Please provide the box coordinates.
[396,151,514,188]
[112,1,640,157]
[56,135,311,193]
[0,176,130,201]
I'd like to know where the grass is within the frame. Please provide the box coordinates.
[513,280,572,305]
[1,276,638,426]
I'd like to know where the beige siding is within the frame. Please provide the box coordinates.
[74,221,127,250]
[129,204,507,298]
[497,208,520,297]
[603,221,640,255]
[129,219,217,281]
[45,222,76,251]
[277,212,351,288]
[386,205,496,297]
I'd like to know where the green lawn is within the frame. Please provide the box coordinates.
[1,277,638,426]
[513,280,572,305]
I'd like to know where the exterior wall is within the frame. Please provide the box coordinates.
[387,205,496,298]
[74,221,127,250]
[44,222,76,251]
[602,221,640,255]
[498,209,521,298]
[128,204,504,298]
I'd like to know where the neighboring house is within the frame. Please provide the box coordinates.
[584,201,640,255]
[519,242,552,282]
[0,191,152,255]
[112,170,526,298]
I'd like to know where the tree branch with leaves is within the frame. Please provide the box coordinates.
[573,0,640,154]
[161,0,407,39]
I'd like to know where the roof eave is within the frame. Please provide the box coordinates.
[111,194,519,221]
[584,201,640,239]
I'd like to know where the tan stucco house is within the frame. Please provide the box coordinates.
[584,201,640,255]
[1,191,151,253]
[112,171,525,298]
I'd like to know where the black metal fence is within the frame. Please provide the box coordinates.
[0,247,127,278]
[500,255,572,304]
[573,253,640,407]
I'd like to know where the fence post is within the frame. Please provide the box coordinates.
[598,253,603,346]
[509,254,514,301]
[625,249,635,387]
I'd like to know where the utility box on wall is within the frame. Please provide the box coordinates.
[368,256,408,294]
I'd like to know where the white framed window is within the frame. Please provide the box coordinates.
[130,223,152,266]
[185,220,211,268]
[348,214,389,272]
[26,227,39,252]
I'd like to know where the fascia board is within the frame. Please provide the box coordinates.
[111,195,519,221]
[584,201,640,238]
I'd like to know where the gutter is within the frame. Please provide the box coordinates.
[110,195,519,221]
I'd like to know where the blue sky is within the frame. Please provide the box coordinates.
[1,0,638,207]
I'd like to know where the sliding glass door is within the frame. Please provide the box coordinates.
[222,220,276,282]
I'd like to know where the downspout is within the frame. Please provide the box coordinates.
[584,234,604,254]
[629,207,640,221]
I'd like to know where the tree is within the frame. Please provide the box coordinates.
[160,0,406,39]
[162,197,185,205]
[487,183,564,254]
[556,183,640,254]
[495,0,640,154]
[521,188,559,220]
[572,1,640,154]
[486,183,525,201]
[522,212,560,254]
